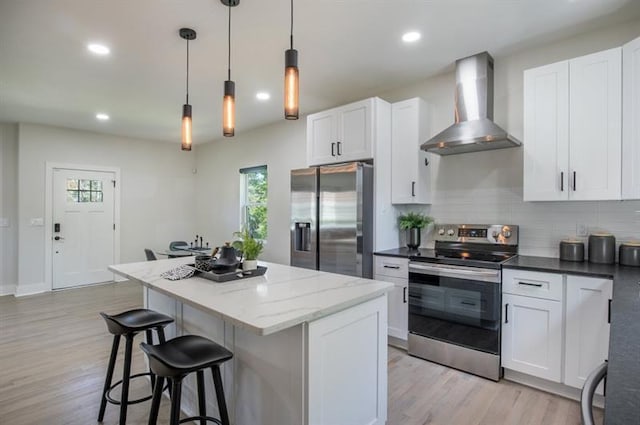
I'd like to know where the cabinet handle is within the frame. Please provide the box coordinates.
[608,299,611,324]
[337,141,342,156]
[461,301,476,306]
[331,142,336,156]
[425,158,429,166]
[560,171,564,192]
[383,265,400,269]
[411,181,416,197]
[505,303,509,324]
[403,287,407,303]
[573,171,577,191]
[518,281,543,288]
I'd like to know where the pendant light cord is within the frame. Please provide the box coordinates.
[185,38,190,104]
[290,0,294,49]
[227,3,231,81]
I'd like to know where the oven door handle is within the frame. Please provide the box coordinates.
[409,263,500,277]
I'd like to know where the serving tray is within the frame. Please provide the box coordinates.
[190,264,267,283]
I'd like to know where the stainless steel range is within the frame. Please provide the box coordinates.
[407,224,519,381]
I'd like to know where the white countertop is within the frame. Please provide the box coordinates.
[109,257,393,336]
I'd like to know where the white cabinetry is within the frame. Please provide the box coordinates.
[524,48,622,201]
[374,256,408,342]
[623,36,640,199]
[307,97,384,166]
[502,269,564,382]
[564,275,612,394]
[391,98,432,204]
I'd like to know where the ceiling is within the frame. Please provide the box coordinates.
[1,0,639,144]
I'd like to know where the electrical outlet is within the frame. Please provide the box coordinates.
[577,223,588,237]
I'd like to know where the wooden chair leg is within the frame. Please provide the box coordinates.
[169,378,183,425]
[98,335,120,422]
[118,334,134,425]
[196,370,207,425]
[147,376,165,425]
[211,366,230,425]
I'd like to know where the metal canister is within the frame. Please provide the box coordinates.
[559,240,585,262]
[588,233,616,264]
[619,242,640,267]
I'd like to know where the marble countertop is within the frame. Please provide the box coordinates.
[109,257,393,336]
[504,255,640,425]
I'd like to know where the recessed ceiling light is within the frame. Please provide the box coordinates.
[256,92,270,101]
[87,43,110,55]
[402,31,421,43]
[96,113,110,121]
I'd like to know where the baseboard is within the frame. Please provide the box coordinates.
[0,283,17,296]
[388,335,408,350]
[15,282,48,297]
[504,369,605,408]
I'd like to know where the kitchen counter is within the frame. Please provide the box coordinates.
[504,256,640,425]
[374,247,435,258]
[109,257,392,425]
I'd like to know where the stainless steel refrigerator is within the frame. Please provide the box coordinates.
[290,162,373,278]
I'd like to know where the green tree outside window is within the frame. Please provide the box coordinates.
[240,166,267,240]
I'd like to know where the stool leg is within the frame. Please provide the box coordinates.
[145,329,156,391]
[157,328,171,397]
[147,376,165,425]
[196,370,206,425]
[98,335,120,422]
[119,334,134,425]
[211,366,230,425]
[169,378,183,425]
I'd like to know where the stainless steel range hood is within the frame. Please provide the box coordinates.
[421,52,521,155]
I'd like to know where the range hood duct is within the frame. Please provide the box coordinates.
[421,52,521,155]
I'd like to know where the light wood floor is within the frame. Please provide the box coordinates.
[0,281,602,425]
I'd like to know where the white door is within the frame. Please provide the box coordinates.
[564,276,612,394]
[622,36,640,200]
[523,60,570,201]
[501,293,563,382]
[53,169,115,289]
[337,99,372,162]
[569,47,622,200]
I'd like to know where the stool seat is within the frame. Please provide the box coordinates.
[100,308,174,335]
[141,335,233,378]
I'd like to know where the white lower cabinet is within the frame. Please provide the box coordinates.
[501,293,563,382]
[564,275,612,394]
[374,256,408,341]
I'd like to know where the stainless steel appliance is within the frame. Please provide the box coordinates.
[408,224,519,381]
[421,52,521,155]
[290,162,374,278]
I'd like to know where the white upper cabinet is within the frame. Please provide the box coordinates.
[523,47,622,201]
[307,98,379,166]
[622,36,640,200]
[391,98,432,204]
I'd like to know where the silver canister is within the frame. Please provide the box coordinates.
[619,242,640,267]
[588,233,616,264]
[559,240,585,262]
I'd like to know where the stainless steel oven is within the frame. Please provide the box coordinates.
[407,224,518,381]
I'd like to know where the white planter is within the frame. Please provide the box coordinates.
[243,259,258,271]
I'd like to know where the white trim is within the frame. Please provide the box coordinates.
[44,162,121,292]
[15,281,48,297]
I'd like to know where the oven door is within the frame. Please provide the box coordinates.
[408,262,501,355]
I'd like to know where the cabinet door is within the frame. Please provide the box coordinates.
[622,36,640,199]
[523,61,570,201]
[501,293,563,382]
[307,110,337,166]
[391,98,431,204]
[375,275,408,340]
[564,276,612,394]
[569,47,622,200]
[336,99,373,162]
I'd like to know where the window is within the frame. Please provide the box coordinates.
[240,165,268,240]
[67,179,103,203]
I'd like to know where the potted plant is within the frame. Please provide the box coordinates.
[233,228,264,271]
[398,212,433,249]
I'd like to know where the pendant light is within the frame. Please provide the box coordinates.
[284,0,299,120]
[222,0,239,137]
[179,28,196,151]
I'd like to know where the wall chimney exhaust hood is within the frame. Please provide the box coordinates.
[421,52,521,155]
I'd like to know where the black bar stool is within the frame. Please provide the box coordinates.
[140,335,233,425]
[98,309,175,425]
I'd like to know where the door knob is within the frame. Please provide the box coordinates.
[54,236,65,241]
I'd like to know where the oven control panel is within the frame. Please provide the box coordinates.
[435,224,518,245]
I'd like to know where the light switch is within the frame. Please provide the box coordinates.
[30,218,44,226]
[0,218,8,227]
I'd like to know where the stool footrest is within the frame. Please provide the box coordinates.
[105,372,167,406]
[179,416,223,425]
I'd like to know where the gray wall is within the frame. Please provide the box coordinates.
[0,123,19,295]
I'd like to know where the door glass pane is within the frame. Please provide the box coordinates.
[79,180,91,190]
[79,191,91,202]
[91,180,103,191]
[91,191,103,202]
[66,179,78,190]
[67,190,79,202]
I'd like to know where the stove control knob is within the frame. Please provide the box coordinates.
[447,229,455,237]
[438,228,445,236]
[502,229,512,238]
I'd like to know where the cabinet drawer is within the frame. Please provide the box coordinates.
[374,256,408,279]
[503,269,563,301]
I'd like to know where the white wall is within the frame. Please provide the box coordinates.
[194,119,307,265]
[377,20,640,257]
[16,123,197,295]
[0,123,19,295]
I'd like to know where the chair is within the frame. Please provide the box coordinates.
[141,335,233,425]
[145,249,158,261]
[169,241,189,251]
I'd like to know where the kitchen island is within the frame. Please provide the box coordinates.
[109,257,393,425]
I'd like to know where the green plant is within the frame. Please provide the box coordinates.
[398,212,433,230]
[233,228,264,260]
